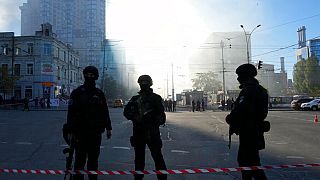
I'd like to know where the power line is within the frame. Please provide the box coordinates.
[252,35,320,57]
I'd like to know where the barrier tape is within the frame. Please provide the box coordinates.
[0,163,319,175]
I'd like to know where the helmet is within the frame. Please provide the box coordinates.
[83,66,99,80]
[137,75,153,86]
[236,63,257,78]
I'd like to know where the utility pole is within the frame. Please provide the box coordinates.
[220,40,226,103]
[166,72,169,99]
[11,34,15,97]
[171,63,174,101]
[102,40,106,92]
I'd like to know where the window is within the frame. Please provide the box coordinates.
[1,64,8,77]
[14,64,20,76]
[25,86,33,99]
[57,66,61,80]
[43,43,51,55]
[27,64,33,75]
[27,43,33,55]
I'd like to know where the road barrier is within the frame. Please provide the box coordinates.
[0,163,319,175]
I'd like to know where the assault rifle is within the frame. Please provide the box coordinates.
[63,137,75,180]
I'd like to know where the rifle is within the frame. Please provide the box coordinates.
[63,137,75,180]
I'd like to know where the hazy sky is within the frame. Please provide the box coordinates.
[1,0,320,93]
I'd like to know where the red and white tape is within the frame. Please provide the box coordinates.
[0,163,319,175]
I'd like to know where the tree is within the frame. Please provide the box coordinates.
[0,67,19,100]
[102,74,118,100]
[293,56,320,96]
[191,71,222,93]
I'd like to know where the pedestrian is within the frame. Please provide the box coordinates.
[196,100,201,111]
[173,100,176,112]
[123,75,167,180]
[226,98,232,111]
[192,100,195,112]
[201,98,205,111]
[46,97,51,108]
[225,63,270,180]
[164,99,168,112]
[221,99,225,111]
[168,99,172,112]
[64,66,112,180]
[23,97,30,111]
[40,98,45,109]
[34,97,39,109]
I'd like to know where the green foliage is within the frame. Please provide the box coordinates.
[0,67,19,99]
[102,74,119,99]
[293,56,320,96]
[191,71,222,93]
[102,74,138,100]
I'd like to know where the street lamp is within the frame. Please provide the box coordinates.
[240,24,261,63]
[220,40,226,103]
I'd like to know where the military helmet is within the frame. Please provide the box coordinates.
[83,66,99,80]
[137,75,153,86]
[236,63,257,78]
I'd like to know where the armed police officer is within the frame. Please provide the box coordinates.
[124,75,167,180]
[225,64,270,180]
[65,66,112,180]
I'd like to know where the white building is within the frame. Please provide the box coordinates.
[0,24,81,100]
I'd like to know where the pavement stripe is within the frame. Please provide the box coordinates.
[15,142,32,145]
[112,146,131,150]
[171,150,190,153]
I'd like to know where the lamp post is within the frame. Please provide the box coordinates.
[171,63,175,101]
[240,24,261,63]
[220,40,226,103]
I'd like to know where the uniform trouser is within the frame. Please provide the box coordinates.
[133,136,167,180]
[237,146,267,180]
[73,133,102,180]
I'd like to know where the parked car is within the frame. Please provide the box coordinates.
[301,99,320,111]
[290,98,314,110]
[113,99,124,108]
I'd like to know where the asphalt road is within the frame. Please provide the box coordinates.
[0,108,319,179]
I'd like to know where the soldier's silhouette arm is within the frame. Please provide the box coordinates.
[101,91,112,139]
[66,90,78,134]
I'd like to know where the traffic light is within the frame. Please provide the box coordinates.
[258,60,263,69]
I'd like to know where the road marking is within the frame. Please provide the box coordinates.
[60,144,68,147]
[0,141,8,144]
[286,156,304,159]
[275,142,288,145]
[268,114,313,122]
[112,146,131,150]
[171,150,190,154]
[15,142,32,145]
[211,115,225,124]
[167,132,172,141]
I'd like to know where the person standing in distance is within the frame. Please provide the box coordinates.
[66,66,112,180]
[124,75,167,180]
[225,64,269,180]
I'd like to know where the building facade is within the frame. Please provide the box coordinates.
[20,0,106,68]
[0,24,81,100]
[296,26,320,61]
[256,58,288,97]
